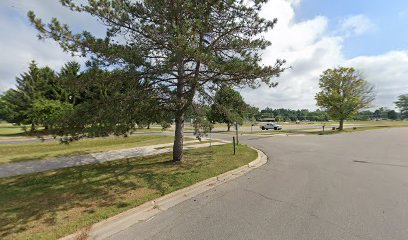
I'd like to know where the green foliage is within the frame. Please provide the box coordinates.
[315,67,375,129]
[259,108,329,121]
[28,0,286,161]
[1,61,63,129]
[207,86,250,129]
[29,99,74,130]
[395,94,408,119]
[387,110,398,120]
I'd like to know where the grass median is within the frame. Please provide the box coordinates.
[0,135,178,164]
[0,143,257,240]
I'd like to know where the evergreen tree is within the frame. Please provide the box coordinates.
[28,0,285,161]
[2,61,59,130]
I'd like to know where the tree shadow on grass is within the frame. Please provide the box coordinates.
[0,150,212,239]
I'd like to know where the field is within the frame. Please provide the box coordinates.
[0,144,257,240]
[0,135,178,164]
[0,122,28,138]
[220,120,408,135]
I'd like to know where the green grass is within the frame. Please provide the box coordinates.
[0,135,178,164]
[0,122,27,138]
[154,140,223,150]
[0,122,171,139]
[0,144,257,240]
[226,120,408,136]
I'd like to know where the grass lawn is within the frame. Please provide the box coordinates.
[224,120,408,136]
[0,122,170,139]
[0,144,257,240]
[0,135,178,164]
[0,122,28,138]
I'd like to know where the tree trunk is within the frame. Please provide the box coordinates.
[30,123,36,131]
[147,123,150,129]
[173,110,184,162]
[339,119,344,130]
[227,123,231,131]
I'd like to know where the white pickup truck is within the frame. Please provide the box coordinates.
[260,123,283,130]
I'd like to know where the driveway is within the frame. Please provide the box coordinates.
[108,127,408,240]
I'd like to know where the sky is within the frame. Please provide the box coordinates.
[0,0,408,110]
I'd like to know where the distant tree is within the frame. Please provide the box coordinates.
[315,67,375,130]
[207,86,249,131]
[29,99,74,132]
[354,110,373,121]
[58,61,82,104]
[395,94,408,119]
[28,0,285,162]
[373,107,389,119]
[387,110,398,120]
[246,106,260,122]
[0,94,12,121]
[1,61,59,130]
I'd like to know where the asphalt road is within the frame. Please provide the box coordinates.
[108,128,408,240]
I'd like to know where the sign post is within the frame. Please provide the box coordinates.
[233,137,236,155]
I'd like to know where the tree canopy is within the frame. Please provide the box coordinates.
[1,61,64,130]
[207,86,250,131]
[28,0,285,161]
[395,94,408,119]
[315,67,375,130]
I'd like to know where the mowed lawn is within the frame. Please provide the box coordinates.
[0,135,177,164]
[0,122,27,138]
[0,144,257,240]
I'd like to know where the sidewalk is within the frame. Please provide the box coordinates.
[0,138,228,178]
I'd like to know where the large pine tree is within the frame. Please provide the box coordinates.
[28,0,285,161]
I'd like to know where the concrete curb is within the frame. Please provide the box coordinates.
[60,146,267,240]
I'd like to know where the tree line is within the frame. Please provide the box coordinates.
[0,61,173,136]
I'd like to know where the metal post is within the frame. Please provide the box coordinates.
[235,122,239,145]
[209,127,212,147]
[233,136,236,155]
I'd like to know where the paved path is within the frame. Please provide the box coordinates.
[0,139,227,178]
[109,128,408,240]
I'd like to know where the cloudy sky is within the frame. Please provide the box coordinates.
[1,0,408,110]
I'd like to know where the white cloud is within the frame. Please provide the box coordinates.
[345,51,408,109]
[340,14,376,37]
[0,0,104,92]
[242,0,345,110]
[0,0,406,111]
[240,1,405,110]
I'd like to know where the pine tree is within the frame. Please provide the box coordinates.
[28,0,285,161]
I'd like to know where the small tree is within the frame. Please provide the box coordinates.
[315,67,375,130]
[29,99,74,132]
[395,94,408,119]
[207,86,249,131]
[387,110,398,120]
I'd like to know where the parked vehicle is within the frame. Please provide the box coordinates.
[260,123,282,130]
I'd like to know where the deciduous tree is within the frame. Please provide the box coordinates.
[315,67,375,130]
[207,86,249,131]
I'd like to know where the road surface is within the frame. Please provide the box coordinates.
[108,128,408,240]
